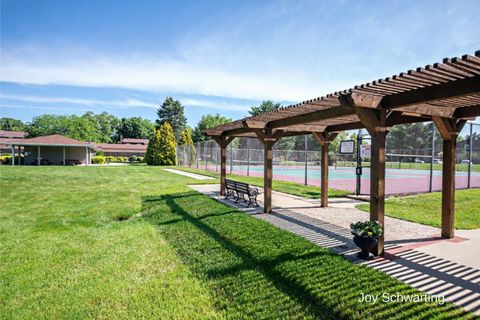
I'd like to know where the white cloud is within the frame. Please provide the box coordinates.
[0,93,156,108]
[180,97,252,112]
[0,46,348,103]
[1,103,97,112]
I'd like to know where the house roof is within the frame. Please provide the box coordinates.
[0,130,26,139]
[121,138,148,144]
[4,134,94,148]
[206,51,480,138]
[94,143,147,153]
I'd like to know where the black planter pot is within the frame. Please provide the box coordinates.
[353,235,379,260]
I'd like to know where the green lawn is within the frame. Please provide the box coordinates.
[356,189,480,229]
[171,166,351,198]
[0,166,474,319]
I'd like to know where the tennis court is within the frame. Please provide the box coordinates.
[178,122,480,196]
[224,164,480,195]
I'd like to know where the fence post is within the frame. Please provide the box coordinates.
[355,130,362,196]
[229,144,233,174]
[429,122,435,192]
[216,146,219,172]
[247,138,251,176]
[304,135,308,185]
[468,122,473,188]
[205,141,208,170]
[196,142,199,168]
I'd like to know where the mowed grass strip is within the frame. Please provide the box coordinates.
[356,189,480,229]
[142,190,473,319]
[171,166,351,198]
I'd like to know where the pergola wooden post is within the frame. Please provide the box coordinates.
[248,127,280,213]
[313,131,338,207]
[369,131,387,255]
[213,136,234,196]
[432,117,466,238]
[344,93,389,256]
[263,138,276,213]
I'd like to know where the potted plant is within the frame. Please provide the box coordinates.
[350,220,383,260]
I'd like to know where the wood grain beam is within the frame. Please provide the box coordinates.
[453,105,480,119]
[312,131,328,145]
[267,105,354,129]
[432,117,455,140]
[381,75,480,110]
[350,91,384,108]
[243,119,267,129]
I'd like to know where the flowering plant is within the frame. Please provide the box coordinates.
[350,220,383,237]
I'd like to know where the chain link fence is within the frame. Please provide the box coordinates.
[177,122,480,196]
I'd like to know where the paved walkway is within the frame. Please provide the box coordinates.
[163,168,214,180]
[190,184,480,315]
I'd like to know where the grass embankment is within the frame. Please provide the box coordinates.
[171,166,351,198]
[0,166,474,319]
[356,189,480,229]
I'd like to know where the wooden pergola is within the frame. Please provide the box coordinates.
[206,51,480,256]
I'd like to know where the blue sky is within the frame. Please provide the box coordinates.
[1,0,479,127]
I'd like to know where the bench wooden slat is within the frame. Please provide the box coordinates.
[223,179,260,207]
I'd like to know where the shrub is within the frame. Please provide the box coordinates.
[95,150,105,156]
[91,156,106,164]
[350,221,383,237]
[145,123,177,165]
[0,155,12,164]
[0,155,22,165]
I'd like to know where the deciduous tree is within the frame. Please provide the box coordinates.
[192,113,232,142]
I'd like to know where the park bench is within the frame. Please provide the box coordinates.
[224,179,260,207]
[31,158,52,165]
[65,159,81,165]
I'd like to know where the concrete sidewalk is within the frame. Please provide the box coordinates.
[163,168,214,180]
[190,184,480,315]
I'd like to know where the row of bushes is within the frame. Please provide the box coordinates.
[91,155,144,164]
[0,155,23,165]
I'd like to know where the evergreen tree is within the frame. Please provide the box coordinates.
[145,128,160,165]
[145,123,177,165]
[156,97,187,141]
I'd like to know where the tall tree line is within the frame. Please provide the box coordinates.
[1,112,155,143]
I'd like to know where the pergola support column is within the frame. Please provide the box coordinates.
[433,117,466,238]
[212,136,235,196]
[11,146,15,166]
[370,131,387,256]
[313,131,338,207]
[441,138,455,238]
[37,146,41,166]
[263,139,275,213]
[345,93,389,256]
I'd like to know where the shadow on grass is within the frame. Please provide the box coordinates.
[140,192,473,319]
